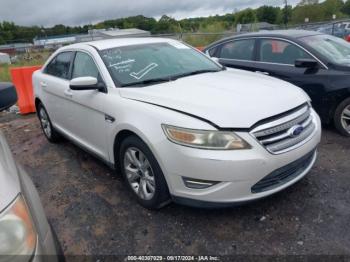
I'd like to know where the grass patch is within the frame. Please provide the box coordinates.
[0,51,52,82]
[0,64,11,82]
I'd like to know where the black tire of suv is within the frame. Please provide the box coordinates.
[334,97,350,137]
[119,135,171,209]
[37,104,62,143]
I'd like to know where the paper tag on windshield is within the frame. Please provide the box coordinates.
[168,42,190,49]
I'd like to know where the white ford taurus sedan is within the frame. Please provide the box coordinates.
[33,38,321,209]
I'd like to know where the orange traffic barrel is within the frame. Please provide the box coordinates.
[10,66,41,115]
[346,35,350,42]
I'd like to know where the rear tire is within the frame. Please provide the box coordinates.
[334,98,350,137]
[119,135,171,209]
[37,104,62,143]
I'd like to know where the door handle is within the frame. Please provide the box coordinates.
[255,71,270,76]
[40,81,47,88]
[64,89,73,98]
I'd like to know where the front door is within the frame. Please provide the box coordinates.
[253,38,329,114]
[66,51,109,160]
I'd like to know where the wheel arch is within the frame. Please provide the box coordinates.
[34,97,42,112]
[113,129,139,165]
[112,128,158,170]
[111,126,170,187]
[318,86,350,124]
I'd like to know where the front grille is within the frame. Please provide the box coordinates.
[251,104,316,154]
[251,150,316,194]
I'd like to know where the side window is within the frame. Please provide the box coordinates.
[219,39,255,61]
[72,52,100,80]
[45,52,73,79]
[208,46,218,57]
[259,39,312,65]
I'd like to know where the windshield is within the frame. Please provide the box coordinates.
[300,34,350,66]
[100,42,222,86]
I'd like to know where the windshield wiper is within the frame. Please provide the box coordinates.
[121,77,172,87]
[121,68,224,87]
[171,69,222,80]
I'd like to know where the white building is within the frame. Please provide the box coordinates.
[75,28,151,42]
[33,35,77,47]
[33,28,151,47]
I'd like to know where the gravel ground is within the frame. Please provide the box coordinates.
[1,113,350,257]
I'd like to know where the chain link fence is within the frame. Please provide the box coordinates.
[3,19,350,59]
[152,32,235,48]
[285,19,350,39]
[156,19,350,48]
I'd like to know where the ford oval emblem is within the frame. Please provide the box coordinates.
[289,125,304,138]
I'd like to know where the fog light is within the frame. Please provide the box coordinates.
[182,177,219,189]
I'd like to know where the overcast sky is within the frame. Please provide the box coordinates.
[0,0,303,27]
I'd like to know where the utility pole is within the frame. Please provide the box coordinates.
[283,0,289,28]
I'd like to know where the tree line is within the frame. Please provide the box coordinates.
[1,0,350,44]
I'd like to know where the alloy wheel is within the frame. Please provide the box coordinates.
[123,147,156,200]
[341,105,350,134]
[39,108,52,138]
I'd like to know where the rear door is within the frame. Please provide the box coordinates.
[41,51,75,133]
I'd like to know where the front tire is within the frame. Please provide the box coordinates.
[37,104,62,143]
[119,135,170,209]
[334,98,350,137]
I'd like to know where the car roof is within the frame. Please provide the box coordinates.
[234,29,322,39]
[63,37,180,51]
[205,30,323,50]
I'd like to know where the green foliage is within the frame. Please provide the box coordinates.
[0,64,11,82]
[183,22,227,47]
[292,0,346,23]
[256,6,281,24]
[235,9,257,24]
[99,15,157,32]
[342,0,350,15]
[152,15,180,34]
[321,0,345,19]
[292,2,323,23]
[282,5,293,25]
[1,0,350,44]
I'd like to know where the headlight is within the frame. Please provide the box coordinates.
[0,195,37,257]
[162,125,251,150]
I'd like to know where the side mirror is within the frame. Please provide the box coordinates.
[70,77,105,92]
[295,59,319,69]
[0,83,18,112]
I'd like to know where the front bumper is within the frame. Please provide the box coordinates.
[32,227,64,262]
[155,110,321,205]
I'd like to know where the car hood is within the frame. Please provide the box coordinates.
[119,69,310,128]
[0,131,20,212]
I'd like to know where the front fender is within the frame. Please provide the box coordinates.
[106,98,215,174]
